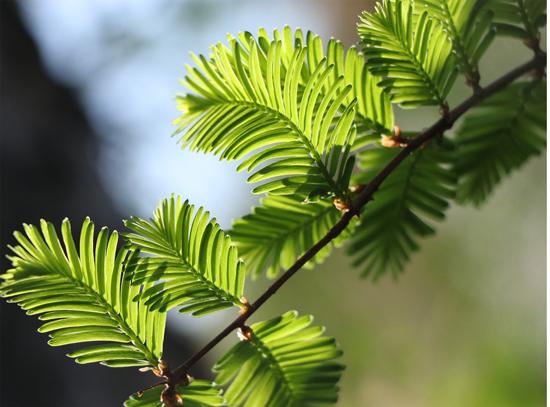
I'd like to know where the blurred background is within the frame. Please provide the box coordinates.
[0,0,545,406]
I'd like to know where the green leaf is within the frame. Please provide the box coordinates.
[1,218,166,368]
[124,195,246,316]
[358,0,459,108]
[485,0,546,43]
[214,311,344,407]
[417,0,496,84]
[174,26,361,198]
[124,380,225,407]
[253,27,395,148]
[349,140,457,279]
[302,31,394,145]
[252,27,394,134]
[454,81,546,205]
[230,195,351,279]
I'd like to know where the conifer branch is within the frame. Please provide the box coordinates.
[165,52,545,387]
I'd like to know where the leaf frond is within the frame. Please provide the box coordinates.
[124,195,246,316]
[175,26,389,198]
[1,218,166,368]
[417,0,496,83]
[485,0,546,42]
[230,195,351,279]
[214,311,344,406]
[264,28,394,135]
[349,140,457,279]
[300,30,394,145]
[358,0,459,108]
[454,80,546,205]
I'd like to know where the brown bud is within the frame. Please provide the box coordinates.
[381,135,401,148]
[333,198,350,213]
[239,297,251,315]
[161,385,183,407]
[237,325,253,341]
[155,359,171,378]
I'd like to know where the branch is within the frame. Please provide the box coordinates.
[169,52,546,386]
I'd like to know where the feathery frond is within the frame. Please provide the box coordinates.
[214,311,344,406]
[454,80,546,205]
[244,27,394,134]
[175,27,367,199]
[0,219,166,368]
[349,140,456,279]
[124,380,225,407]
[485,0,546,43]
[417,0,496,84]
[358,0,458,108]
[124,196,246,316]
[299,30,394,144]
[230,195,349,279]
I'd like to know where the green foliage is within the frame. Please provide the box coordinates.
[306,32,394,146]
[230,195,349,279]
[486,0,546,42]
[321,38,394,149]
[124,380,224,407]
[214,311,344,406]
[1,2,547,406]
[455,81,546,205]
[293,27,394,136]
[174,26,394,199]
[417,0,496,83]
[358,0,458,108]
[349,140,457,279]
[0,218,165,367]
[124,195,246,316]
[174,27,356,199]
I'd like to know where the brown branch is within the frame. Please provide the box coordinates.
[168,52,546,386]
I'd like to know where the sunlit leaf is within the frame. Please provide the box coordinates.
[214,311,344,406]
[125,195,246,316]
[1,219,166,368]
[230,195,352,279]
[358,0,459,108]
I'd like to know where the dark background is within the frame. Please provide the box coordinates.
[0,3,199,405]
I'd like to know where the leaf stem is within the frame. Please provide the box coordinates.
[169,52,546,386]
